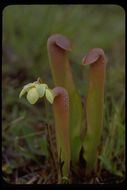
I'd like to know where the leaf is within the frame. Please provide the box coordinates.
[99,155,112,171]
[40,137,48,158]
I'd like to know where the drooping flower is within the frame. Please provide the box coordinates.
[19,79,54,104]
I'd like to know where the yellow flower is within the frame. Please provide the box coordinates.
[19,80,54,104]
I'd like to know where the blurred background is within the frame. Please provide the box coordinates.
[2,5,125,183]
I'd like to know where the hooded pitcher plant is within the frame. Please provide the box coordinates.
[19,79,71,183]
[53,87,70,182]
[47,34,83,166]
[19,34,107,182]
[82,48,106,175]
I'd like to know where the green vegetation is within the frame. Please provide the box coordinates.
[2,5,125,184]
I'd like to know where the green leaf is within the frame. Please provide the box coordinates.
[40,137,48,158]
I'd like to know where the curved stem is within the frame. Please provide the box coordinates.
[47,34,83,166]
[82,48,106,175]
[52,87,70,182]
